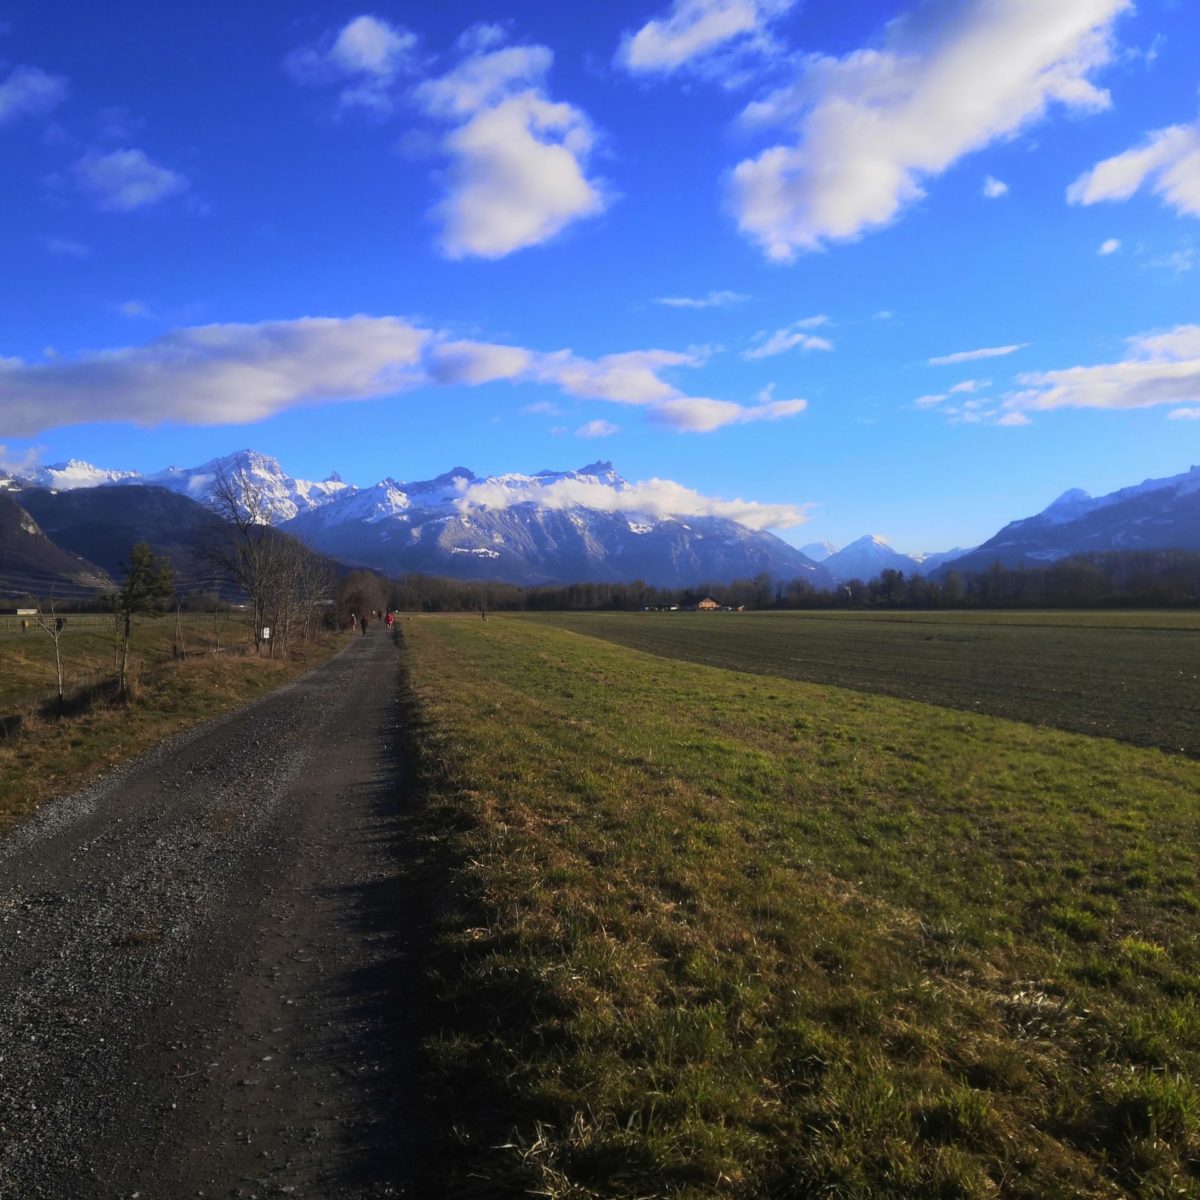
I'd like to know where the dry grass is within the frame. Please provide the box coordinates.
[0,612,253,713]
[0,633,344,837]
[400,615,1200,1199]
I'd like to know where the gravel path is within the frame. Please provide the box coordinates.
[0,629,420,1198]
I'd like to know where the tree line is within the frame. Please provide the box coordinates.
[332,550,1200,615]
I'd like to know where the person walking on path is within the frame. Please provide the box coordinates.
[361,614,369,636]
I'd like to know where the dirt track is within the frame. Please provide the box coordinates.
[0,629,420,1198]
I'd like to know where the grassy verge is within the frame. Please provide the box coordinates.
[0,632,345,837]
[0,613,251,714]
[402,615,1200,1199]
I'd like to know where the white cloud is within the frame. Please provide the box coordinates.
[916,386,993,415]
[525,345,805,428]
[1068,114,1200,218]
[0,65,68,124]
[74,148,188,211]
[982,175,1009,198]
[731,0,1127,259]
[415,42,608,259]
[522,400,561,416]
[0,443,42,475]
[428,339,532,384]
[1167,408,1200,420]
[576,419,620,438]
[1098,237,1120,254]
[652,395,806,431]
[40,235,90,258]
[616,0,794,76]
[917,381,1025,426]
[436,94,606,258]
[0,316,431,437]
[284,15,416,113]
[1150,247,1196,274]
[929,343,1024,366]
[0,316,807,437]
[744,317,832,358]
[117,300,151,318]
[459,473,807,529]
[534,347,695,405]
[415,44,550,117]
[939,398,1020,426]
[457,24,509,55]
[655,290,749,308]
[1007,324,1200,416]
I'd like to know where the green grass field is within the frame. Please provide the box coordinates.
[401,614,1200,1199]
[529,610,1200,756]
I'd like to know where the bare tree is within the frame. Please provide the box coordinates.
[203,461,280,654]
[202,458,333,655]
[35,593,67,713]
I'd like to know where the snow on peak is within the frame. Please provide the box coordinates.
[823,534,919,582]
[140,448,356,521]
[27,459,140,490]
[322,477,410,525]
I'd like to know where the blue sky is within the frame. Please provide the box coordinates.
[1,0,1198,553]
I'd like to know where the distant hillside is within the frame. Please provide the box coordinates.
[939,465,1200,575]
[17,485,220,587]
[0,492,110,599]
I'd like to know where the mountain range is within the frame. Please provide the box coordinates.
[937,466,1200,575]
[2,451,1198,597]
[0,452,833,592]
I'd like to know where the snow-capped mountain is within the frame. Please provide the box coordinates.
[142,450,354,521]
[284,460,833,588]
[939,465,1200,575]
[7,451,832,587]
[25,459,140,490]
[799,541,837,562]
[913,548,974,574]
[15,450,1196,591]
[822,535,921,582]
[295,468,479,529]
[12,450,353,522]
